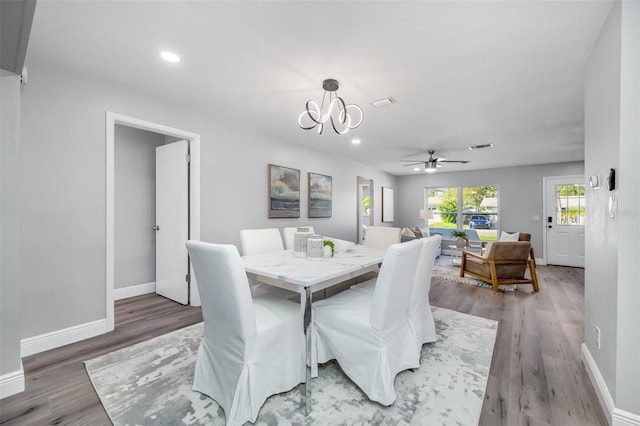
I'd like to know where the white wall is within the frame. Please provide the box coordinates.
[396,162,585,259]
[584,0,639,419]
[114,125,166,290]
[615,0,639,412]
[18,57,396,342]
[1,71,23,385]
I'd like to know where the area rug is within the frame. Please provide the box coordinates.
[432,262,516,292]
[85,307,497,425]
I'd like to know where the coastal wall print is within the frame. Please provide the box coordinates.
[308,172,332,218]
[382,187,394,222]
[268,164,300,218]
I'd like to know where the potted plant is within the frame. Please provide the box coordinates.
[451,229,469,248]
[323,240,335,257]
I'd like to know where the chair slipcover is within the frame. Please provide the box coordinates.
[408,235,442,350]
[350,236,441,353]
[239,228,284,255]
[240,228,297,298]
[313,239,422,405]
[283,226,315,250]
[362,226,402,250]
[186,241,304,426]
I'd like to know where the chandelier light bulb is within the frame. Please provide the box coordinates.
[298,79,364,135]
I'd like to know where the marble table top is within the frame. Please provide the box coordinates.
[241,246,385,289]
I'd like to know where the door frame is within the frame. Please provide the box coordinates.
[542,174,584,266]
[105,111,201,332]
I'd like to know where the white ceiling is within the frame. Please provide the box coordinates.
[27,0,613,175]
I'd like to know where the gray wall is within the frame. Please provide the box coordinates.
[585,0,639,414]
[395,162,585,259]
[1,71,22,377]
[17,57,396,340]
[114,125,166,290]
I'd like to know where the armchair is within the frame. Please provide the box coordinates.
[460,241,539,292]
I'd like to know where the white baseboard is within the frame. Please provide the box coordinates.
[613,409,640,426]
[0,362,24,399]
[535,257,546,265]
[114,281,156,300]
[581,344,640,426]
[21,319,110,357]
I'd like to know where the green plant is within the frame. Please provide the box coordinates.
[323,240,335,256]
[361,196,371,215]
[451,230,468,238]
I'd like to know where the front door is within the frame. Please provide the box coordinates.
[155,140,189,304]
[545,176,585,267]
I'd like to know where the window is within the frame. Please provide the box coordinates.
[555,184,585,225]
[426,185,499,241]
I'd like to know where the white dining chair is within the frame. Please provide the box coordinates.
[312,239,422,405]
[239,228,284,255]
[240,228,297,300]
[282,226,315,250]
[362,225,401,250]
[408,235,442,352]
[186,240,304,426]
[351,236,441,355]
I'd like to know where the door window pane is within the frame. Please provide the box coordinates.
[555,184,586,225]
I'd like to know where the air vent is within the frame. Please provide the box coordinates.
[468,143,494,150]
[370,97,396,108]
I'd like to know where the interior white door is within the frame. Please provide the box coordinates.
[545,177,585,267]
[155,140,189,304]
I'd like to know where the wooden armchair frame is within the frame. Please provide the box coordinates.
[460,244,539,293]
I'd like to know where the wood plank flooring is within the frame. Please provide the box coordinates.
[0,264,607,425]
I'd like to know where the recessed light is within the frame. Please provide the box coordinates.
[351,139,361,145]
[160,51,180,63]
[370,97,396,108]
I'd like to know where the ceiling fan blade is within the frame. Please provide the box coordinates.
[402,162,425,167]
[438,160,470,163]
[400,159,428,163]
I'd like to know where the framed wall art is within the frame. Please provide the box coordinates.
[268,164,300,218]
[382,187,394,222]
[308,172,332,218]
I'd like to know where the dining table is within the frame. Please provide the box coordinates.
[241,245,386,416]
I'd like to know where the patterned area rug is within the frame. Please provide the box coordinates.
[432,261,516,292]
[85,307,497,425]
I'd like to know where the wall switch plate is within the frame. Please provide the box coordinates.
[596,326,601,349]
[609,194,617,218]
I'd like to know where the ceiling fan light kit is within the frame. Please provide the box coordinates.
[425,162,438,173]
[297,78,364,135]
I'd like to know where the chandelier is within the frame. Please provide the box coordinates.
[297,79,364,135]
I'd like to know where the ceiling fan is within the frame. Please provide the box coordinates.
[401,150,470,173]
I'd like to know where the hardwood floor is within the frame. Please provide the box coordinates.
[429,264,607,426]
[0,264,607,425]
[0,295,203,425]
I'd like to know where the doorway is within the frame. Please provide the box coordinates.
[357,176,374,243]
[106,112,201,332]
[543,175,585,267]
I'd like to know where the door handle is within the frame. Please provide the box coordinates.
[548,225,552,229]
[153,225,160,231]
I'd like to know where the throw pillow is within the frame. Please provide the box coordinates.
[500,231,520,241]
[413,226,425,238]
[400,228,416,238]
